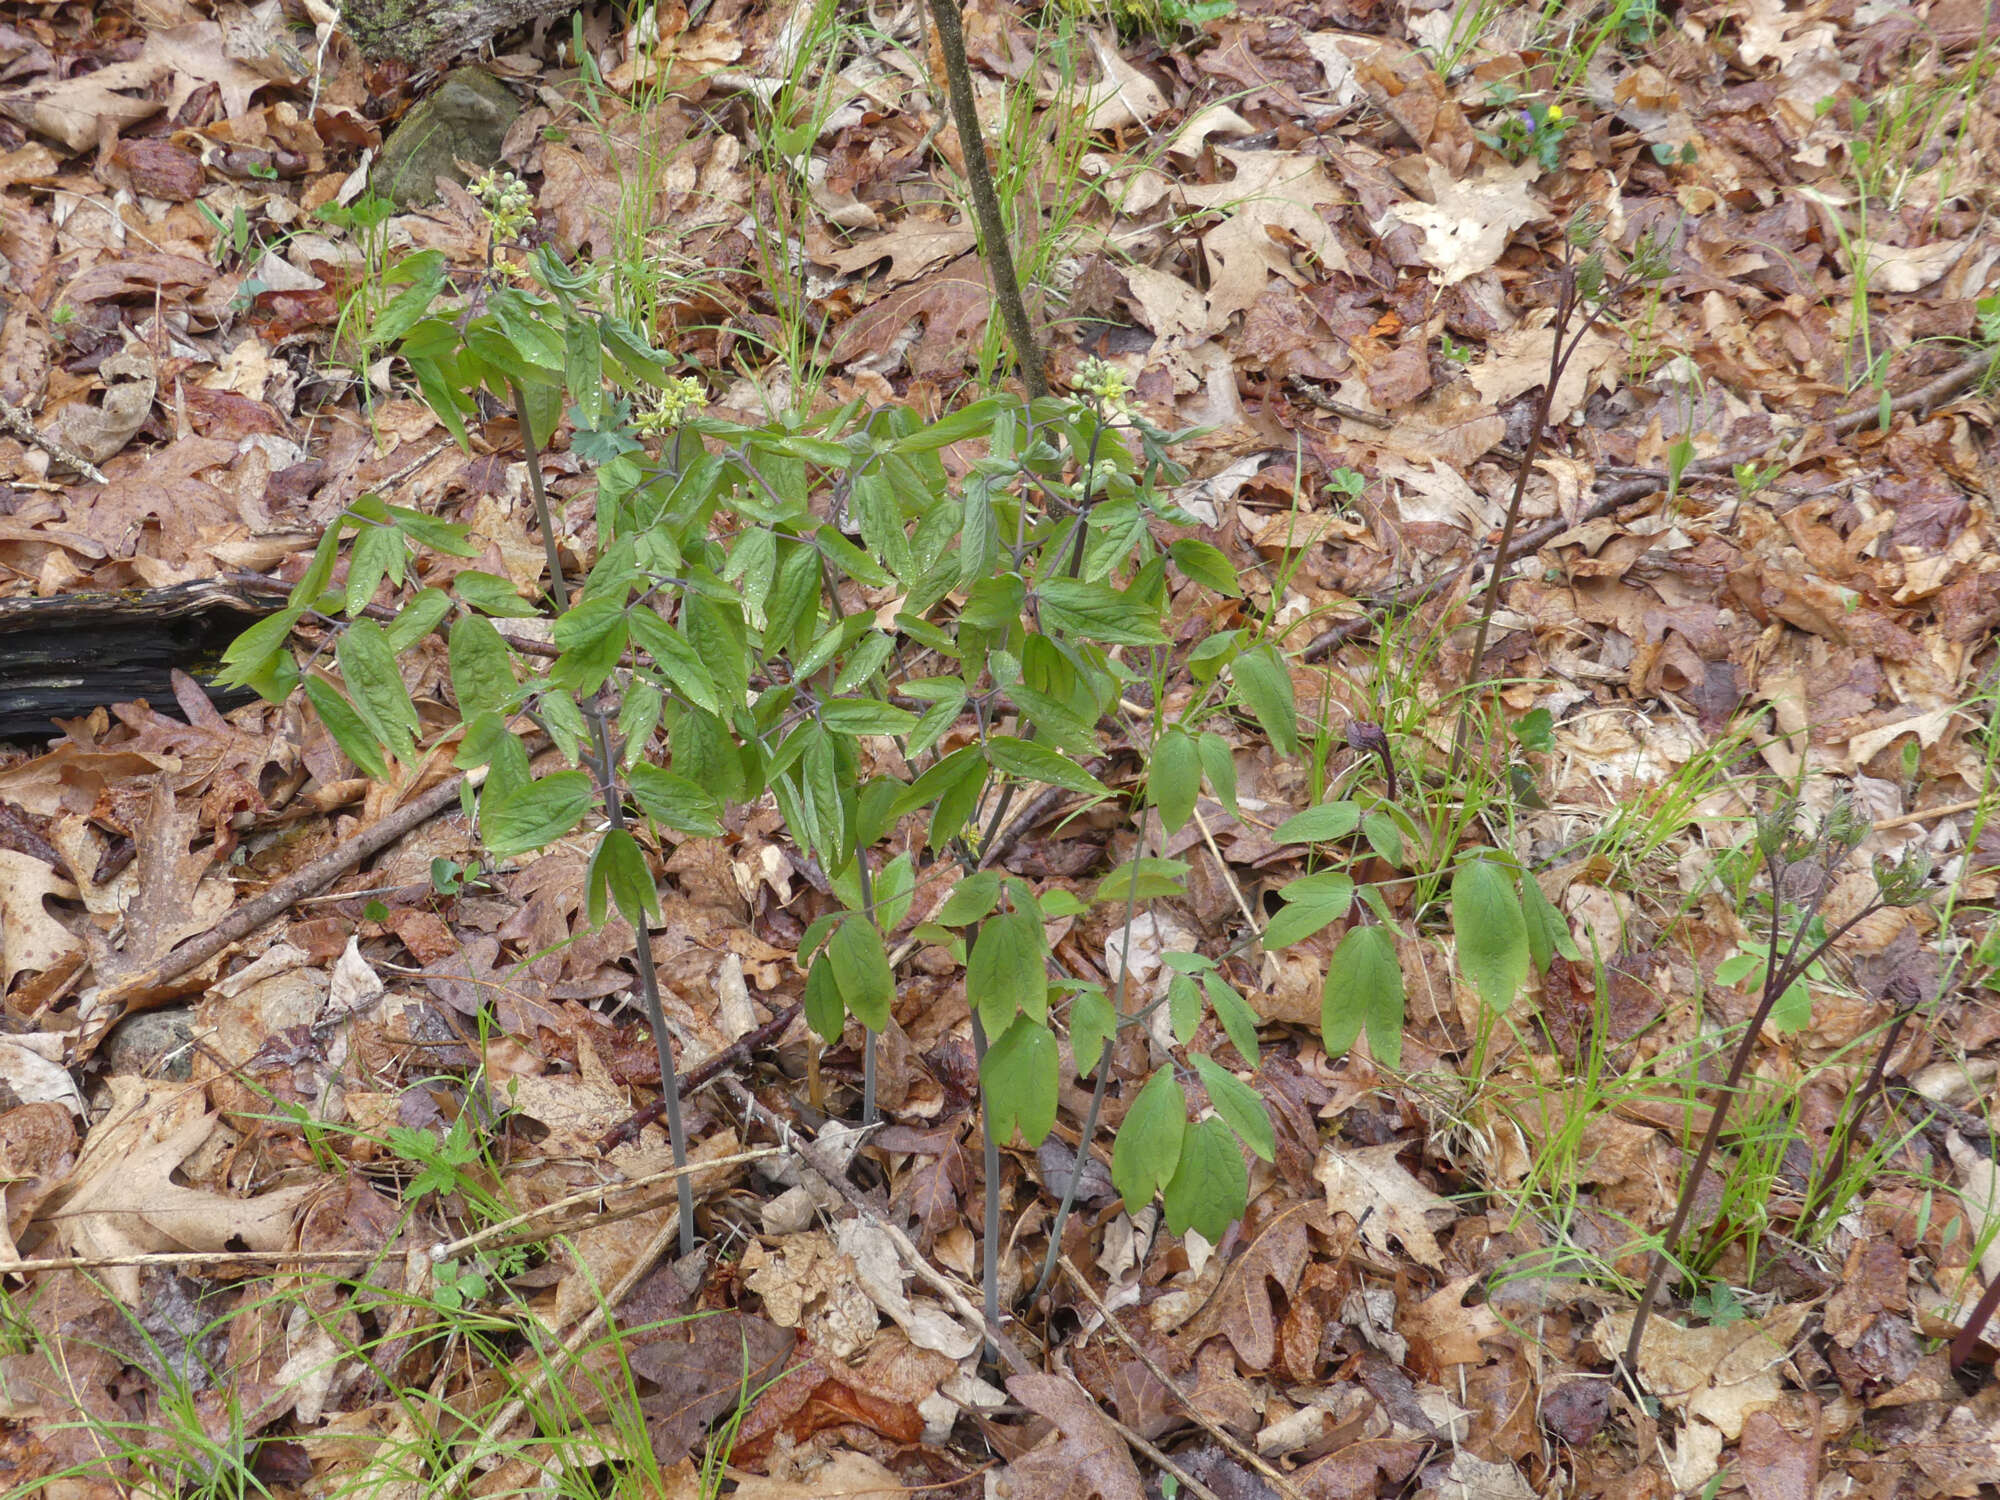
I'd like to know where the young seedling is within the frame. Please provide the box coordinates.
[1622,793,1931,1372]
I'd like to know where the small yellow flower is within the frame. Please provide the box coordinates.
[1547,104,1565,121]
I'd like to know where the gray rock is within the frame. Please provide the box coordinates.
[101,1005,197,1081]
[371,68,520,207]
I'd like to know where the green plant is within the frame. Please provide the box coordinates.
[1475,88,1574,172]
[219,221,1285,1337]
[1622,791,1931,1370]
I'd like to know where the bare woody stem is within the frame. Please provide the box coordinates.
[1623,897,1885,1370]
[924,0,1047,402]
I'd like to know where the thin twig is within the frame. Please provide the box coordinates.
[0,392,110,483]
[1060,1256,1310,1500]
[721,1076,1037,1375]
[1300,348,1997,666]
[593,1003,805,1153]
[76,769,475,1057]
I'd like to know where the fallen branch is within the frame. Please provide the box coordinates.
[76,770,474,1059]
[0,392,110,484]
[1060,1255,1310,1500]
[594,1003,804,1154]
[1302,347,1997,664]
[720,1076,1037,1376]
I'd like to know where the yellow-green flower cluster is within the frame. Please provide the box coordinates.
[469,168,536,239]
[1073,356,1136,419]
[634,376,709,434]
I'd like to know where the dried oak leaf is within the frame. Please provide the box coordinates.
[1002,1371,1145,1500]
[829,254,991,379]
[1315,1142,1455,1269]
[36,1077,317,1303]
[1178,1200,1313,1369]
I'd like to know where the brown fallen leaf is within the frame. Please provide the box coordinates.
[1002,1371,1146,1500]
[1315,1142,1455,1269]
[37,1077,318,1303]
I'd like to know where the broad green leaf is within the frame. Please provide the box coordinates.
[981,1017,1058,1147]
[850,468,915,582]
[986,736,1109,797]
[934,869,1001,928]
[618,680,663,767]
[1261,871,1355,949]
[1070,987,1116,1077]
[335,622,418,765]
[538,689,587,766]
[382,502,477,558]
[345,521,404,616]
[1111,1068,1184,1209]
[564,314,604,427]
[1163,1117,1248,1243]
[303,677,387,779]
[828,914,894,1033]
[1168,973,1201,1045]
[219,608,302,694]
[1191,1056,1275,1162]
[371,250,448,343]
[1168,538,1240,595]
[1092,858,1189,905]
[289,522,344,608]
[454,570,540,617]
[1232,643,1297,757]
[1453,858,1528,1015]
[764,543,820,658]
[1770,976,1813,1033]
[1272,802,1361,845]
[1519,869,1580,971]
[1715,952,1765,987]
[628,608,721,715]
[482,770,592,857]
[804,952,845,1041]
[1322,923,1405,1069]
[1037,577,1168,647]
[871,851,916,933]
[586,828,660,928]
[820,699,919,736]
[1203,974,1262,1065]
[627,763,724,837]
[1197,731,1240,818]
[1150,727,1200,834]
[889,396,1004,452]
[385,589,452,652]
[969,908,1047,1035]
[450,615,517,718]
[831,630,896,693]
[1362,810,1405,866]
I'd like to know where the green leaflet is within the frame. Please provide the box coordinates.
[1163,1117,1248,1243]
[1111,1069,1185,1209]
[335,621,418,765]
[586,828,661,928]
[481,770,592,858]
[828,914,893,1033]
[968,907,1047,1035]
[1322,923,1405,1070]
[981,1017,1057,1147]
[1191,1056,1275,1162]
[1149,727,1200,834]
[1232,643,1297,757]
[1262,871,1356,949]
[1452,858,1528,1015]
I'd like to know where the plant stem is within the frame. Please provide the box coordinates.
[1027,819,1146,1307]
[518,383,694,1256]
[856,846,880,1126]
[923,0,1047,401]
[1623,898,1884,1370]
[969,992,1002,1369]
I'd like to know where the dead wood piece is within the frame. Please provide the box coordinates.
[74,770,474,1061]
[340,0,579,66]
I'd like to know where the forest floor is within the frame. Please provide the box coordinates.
[0,1,1998,1497]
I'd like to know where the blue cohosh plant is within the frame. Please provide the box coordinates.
[223,91,1612,1362]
